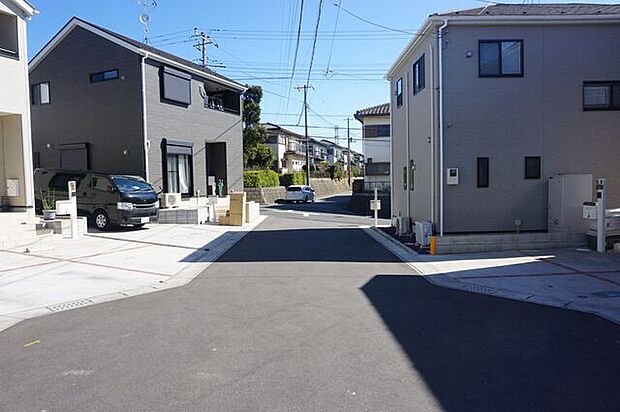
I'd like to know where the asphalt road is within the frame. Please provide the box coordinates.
[0,195,619,411]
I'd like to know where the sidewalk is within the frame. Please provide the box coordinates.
[366,227,620,324]
[0,217,266,332]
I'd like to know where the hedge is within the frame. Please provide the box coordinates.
[280,172,306,187]
[243,170,280,188]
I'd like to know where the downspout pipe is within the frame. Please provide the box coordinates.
[140,55,150,182]
[405,71,411,231]
[438,19,448,236]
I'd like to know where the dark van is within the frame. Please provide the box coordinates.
[34,169,159,230]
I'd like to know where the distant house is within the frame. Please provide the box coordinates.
[0,0,38,243]
[387,3,620,234]
[307,138,328,165]
[29,17,245,197]
[320,139,363,170]
[263,123,306,173]
[354,103,390,188]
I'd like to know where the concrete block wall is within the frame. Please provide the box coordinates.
[435,232,586,254]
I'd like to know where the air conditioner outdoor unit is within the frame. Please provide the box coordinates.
[396,216,411,235]
[161,193,181,208]
[415,221,433,247]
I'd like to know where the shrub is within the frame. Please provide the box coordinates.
[328,163,345,180]
[280,172,306,187]
[244,170,280,188]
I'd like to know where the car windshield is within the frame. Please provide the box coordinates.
[111,176,153,192]
[287,186,302,192]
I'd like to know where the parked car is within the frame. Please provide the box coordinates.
[34,169,159,230]
[285,185,316,203]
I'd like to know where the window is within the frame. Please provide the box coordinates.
[583,82,620,110]
[90,69,119,83]
[403,166,407,190]
[479,40,523,77]
[161,66,191,105]
[162,139,193,196]
[364,124,390,138]
[413,54,425,94]
[477,157,489,188]
[524,156,541,180]
[0,12,18,59]
[31,82,50,105]
[396,78,403,107]
[92,176,112,192]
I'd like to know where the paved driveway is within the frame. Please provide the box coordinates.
[0,219,264,330]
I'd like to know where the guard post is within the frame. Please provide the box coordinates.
[370,188,381,228]
[68,180,78,239]
[596,178,607,253]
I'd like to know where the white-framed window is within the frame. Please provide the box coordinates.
[31,82,51,105]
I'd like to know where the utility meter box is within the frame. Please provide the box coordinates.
[446,168,459,185]
[6,179,19,197]
[548,174,592,232]
[583,202,596,220]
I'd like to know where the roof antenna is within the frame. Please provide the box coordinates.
[136,0,157,44]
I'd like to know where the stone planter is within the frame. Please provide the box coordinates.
[43,209,56,221]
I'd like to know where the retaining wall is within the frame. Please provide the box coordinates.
[244,178,350,204]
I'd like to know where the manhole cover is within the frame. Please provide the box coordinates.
[591,290,620,298]
[47,299,94,312]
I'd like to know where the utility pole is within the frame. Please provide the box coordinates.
[192,29,218,67]
[346,117,351,186]
[296,85,313,185]
[334,126,339,146]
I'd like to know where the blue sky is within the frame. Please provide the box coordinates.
[26,0,615,152]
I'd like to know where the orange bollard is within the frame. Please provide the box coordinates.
[430,236,437,256]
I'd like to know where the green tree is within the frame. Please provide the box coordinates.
[242,85,274,169]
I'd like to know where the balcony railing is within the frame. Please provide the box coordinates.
[204,96,224,111]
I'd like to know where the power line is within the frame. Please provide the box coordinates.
[305,0,325,86]
[285,0,305,119]
[333,2,416,35]
[325,0,342,75]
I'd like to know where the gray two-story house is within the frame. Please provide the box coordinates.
[387,3,620,235]
[29,17,245,197]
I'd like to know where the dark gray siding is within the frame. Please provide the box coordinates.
[29,27,144,176]
[143,60,243,194]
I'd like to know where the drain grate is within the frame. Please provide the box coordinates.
[462,284,498,295]
[47,299,94,312]
[591,290,620,298]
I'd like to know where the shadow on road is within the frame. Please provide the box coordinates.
[182,227,399,263]
[361,274,620,411]
[264,194,366,217]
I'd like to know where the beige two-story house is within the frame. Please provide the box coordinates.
[0,0,37,246]
[387,3,620,235]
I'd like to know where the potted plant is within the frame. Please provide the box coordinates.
[40,188,56,221]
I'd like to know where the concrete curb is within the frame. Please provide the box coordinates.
[363,226,620,325]
[0,215,268,333]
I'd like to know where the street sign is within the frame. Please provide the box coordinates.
[370,199,381,211]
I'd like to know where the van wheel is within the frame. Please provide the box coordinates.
[94,210,110,231]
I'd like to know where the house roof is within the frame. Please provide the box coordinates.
[4,0,37,16]
[354,103,390,122]
[387,3,620,80]
[262,122,305,140]
[436,3,620,17]
[29,17,244,91]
